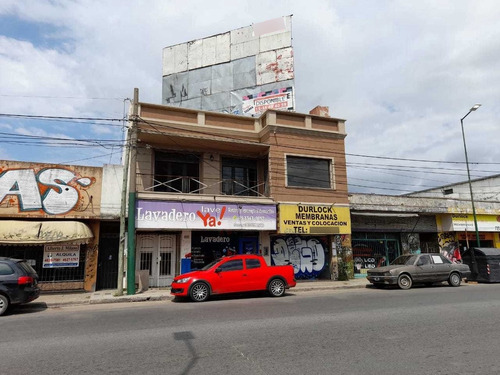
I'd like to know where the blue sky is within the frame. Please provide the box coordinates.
[1,0,500,194]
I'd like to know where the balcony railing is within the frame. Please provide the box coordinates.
[144,175,267,197]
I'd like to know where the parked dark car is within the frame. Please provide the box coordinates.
[462,248,500,283]
[0,257,40,316]
[366,253,471,290]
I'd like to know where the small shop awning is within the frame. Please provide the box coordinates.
[0,220,93,245]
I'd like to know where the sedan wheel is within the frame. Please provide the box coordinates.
[0,294,9,316]
[268,278,286,297]
[448,273,461,287]
[190,282,209,302]
[397,274,412,290]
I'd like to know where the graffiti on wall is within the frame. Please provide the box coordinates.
[271,236,327,279]
[335,234,353,280]
[438,232,461,263]
[0,167,96,215]
[401,233,421,254]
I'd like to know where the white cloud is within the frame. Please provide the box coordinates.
[0,0,499,192]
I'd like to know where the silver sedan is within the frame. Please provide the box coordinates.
[366,253,471,290]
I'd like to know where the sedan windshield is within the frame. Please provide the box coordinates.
[391,255,418,266]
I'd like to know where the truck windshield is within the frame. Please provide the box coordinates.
[201,259,222,271]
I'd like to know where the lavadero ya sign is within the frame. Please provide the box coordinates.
[279,204,351,234]
[136,200,276,230]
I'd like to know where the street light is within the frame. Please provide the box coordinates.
[460,104,481,274]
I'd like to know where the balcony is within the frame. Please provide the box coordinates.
[142,174,267,198]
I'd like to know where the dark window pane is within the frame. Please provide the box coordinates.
[218,259,244,271]
[0,263,14,275]
[154,151,200,193]
[221,157,258,196]
[287,156,330,188]
[245,259,261,269]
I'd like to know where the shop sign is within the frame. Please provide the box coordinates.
[444,214,500,232]
[43,244,80,268]
[279,204,351,234]
[136,200,276,230]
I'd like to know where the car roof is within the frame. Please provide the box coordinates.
[0,257,23,262]
[224,254,262,259]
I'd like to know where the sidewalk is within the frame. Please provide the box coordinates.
[36,278,370,308]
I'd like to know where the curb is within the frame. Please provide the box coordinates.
[39,282,370,308]
[89,295,172,305]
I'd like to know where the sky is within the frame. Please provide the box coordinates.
[1,0,499,196]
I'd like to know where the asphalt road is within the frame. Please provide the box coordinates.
[2,283,500,375]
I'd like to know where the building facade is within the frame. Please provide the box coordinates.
[349,179,500,278]
[129,101,351,286]
[0,161,102,291]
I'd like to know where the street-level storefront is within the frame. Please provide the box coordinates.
[0,161,103,291]
[350,214,439,278]
[135,200,277,287]
[0,220,96,290]
[273,204,351,280]
[437,214,500,258]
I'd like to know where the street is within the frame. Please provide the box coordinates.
[2,284,500,375]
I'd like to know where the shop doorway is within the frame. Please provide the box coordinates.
[352,238,401,276]
[136,234,176,287]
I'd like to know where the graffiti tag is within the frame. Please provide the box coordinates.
[0,168,93,215]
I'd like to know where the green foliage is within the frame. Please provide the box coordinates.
[337,257,350,281]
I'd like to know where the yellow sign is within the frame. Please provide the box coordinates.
[279,204,351,234]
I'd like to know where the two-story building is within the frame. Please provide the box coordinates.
[129,101,352,287]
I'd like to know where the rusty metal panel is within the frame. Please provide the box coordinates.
[256,47,294,85]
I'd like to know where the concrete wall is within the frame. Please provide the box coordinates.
[407,175,500,203]
[349,193,500,215]
[101,164,123,219]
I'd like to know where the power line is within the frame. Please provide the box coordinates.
[0,94,125,101]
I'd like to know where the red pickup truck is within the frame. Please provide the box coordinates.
[171,254,296,302]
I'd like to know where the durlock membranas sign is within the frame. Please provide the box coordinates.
[279,204,351,234]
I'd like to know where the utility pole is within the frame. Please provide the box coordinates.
[127,88,139,295]
[116,98,133,296]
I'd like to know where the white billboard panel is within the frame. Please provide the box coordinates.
[162,16,295,116]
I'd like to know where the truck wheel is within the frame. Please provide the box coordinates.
[448,272,461,287]
[0,294,9,316]
[268,278,286,297]
[189,282,210,302]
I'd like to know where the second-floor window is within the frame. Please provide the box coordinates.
[154,151,200,193]
[286,155,332,189]
[222,157,258,196]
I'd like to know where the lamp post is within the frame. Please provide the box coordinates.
[460,104,481,274]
